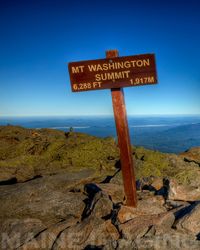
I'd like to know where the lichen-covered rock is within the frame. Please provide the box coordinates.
[116,239,137,249]
[180,147,200,165]
[0,175,87,226]
[176,203,200,236]
[119,212,175,240]
[151,177,164,191]
[168,179,200,201]
[52,216,119,249]
[90,191,113,218]
[0,218,46,249]
[96,183,125,203]
[17,217,78,250]
[110,170,123,185]
[166,154,200,186]
[117,195,166,223]
[135,233,200,250]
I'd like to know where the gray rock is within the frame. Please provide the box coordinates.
[0,175,87,227]
[180,147,200,165]
[117,231,200,250]
[168,179,200,202]
[90,191,113,218]
[0,218,46,249]
[117,195,166,223]
[151,177,164,191]
[166,154,200,187]
[18,217,78,250]
[52,216,119,249]
[102,240,118,250]
[0,165,35,184]
[135,233,200,250]
[165,200,190,210]
[83,184,113,219]
[119,211,175,240]
[96,183,125,203]
[116,239,137,249]
[110,170,123,185]
[176,203,200,236]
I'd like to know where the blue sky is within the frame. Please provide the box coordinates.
[0,0,200,116]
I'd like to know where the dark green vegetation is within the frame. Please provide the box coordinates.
[0,125,119,182]
[0,125,200,185]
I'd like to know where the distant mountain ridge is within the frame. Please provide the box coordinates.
[132,123,200,153]
[163,122,200,136]
[0,116,200,154]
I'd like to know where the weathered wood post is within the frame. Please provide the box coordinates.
[106,50,137,207]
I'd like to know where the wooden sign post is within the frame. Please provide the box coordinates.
[68,50,157,207]
[107,50,137,206]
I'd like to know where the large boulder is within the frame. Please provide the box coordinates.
[0,174,87,227]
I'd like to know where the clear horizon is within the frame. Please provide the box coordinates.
[1,114,200,118]
[1,0,200,116]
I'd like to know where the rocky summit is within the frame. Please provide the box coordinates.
[0,125,200,249]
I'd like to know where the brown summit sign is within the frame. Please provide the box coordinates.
[68,53,157,92]
[68,50,158,207]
